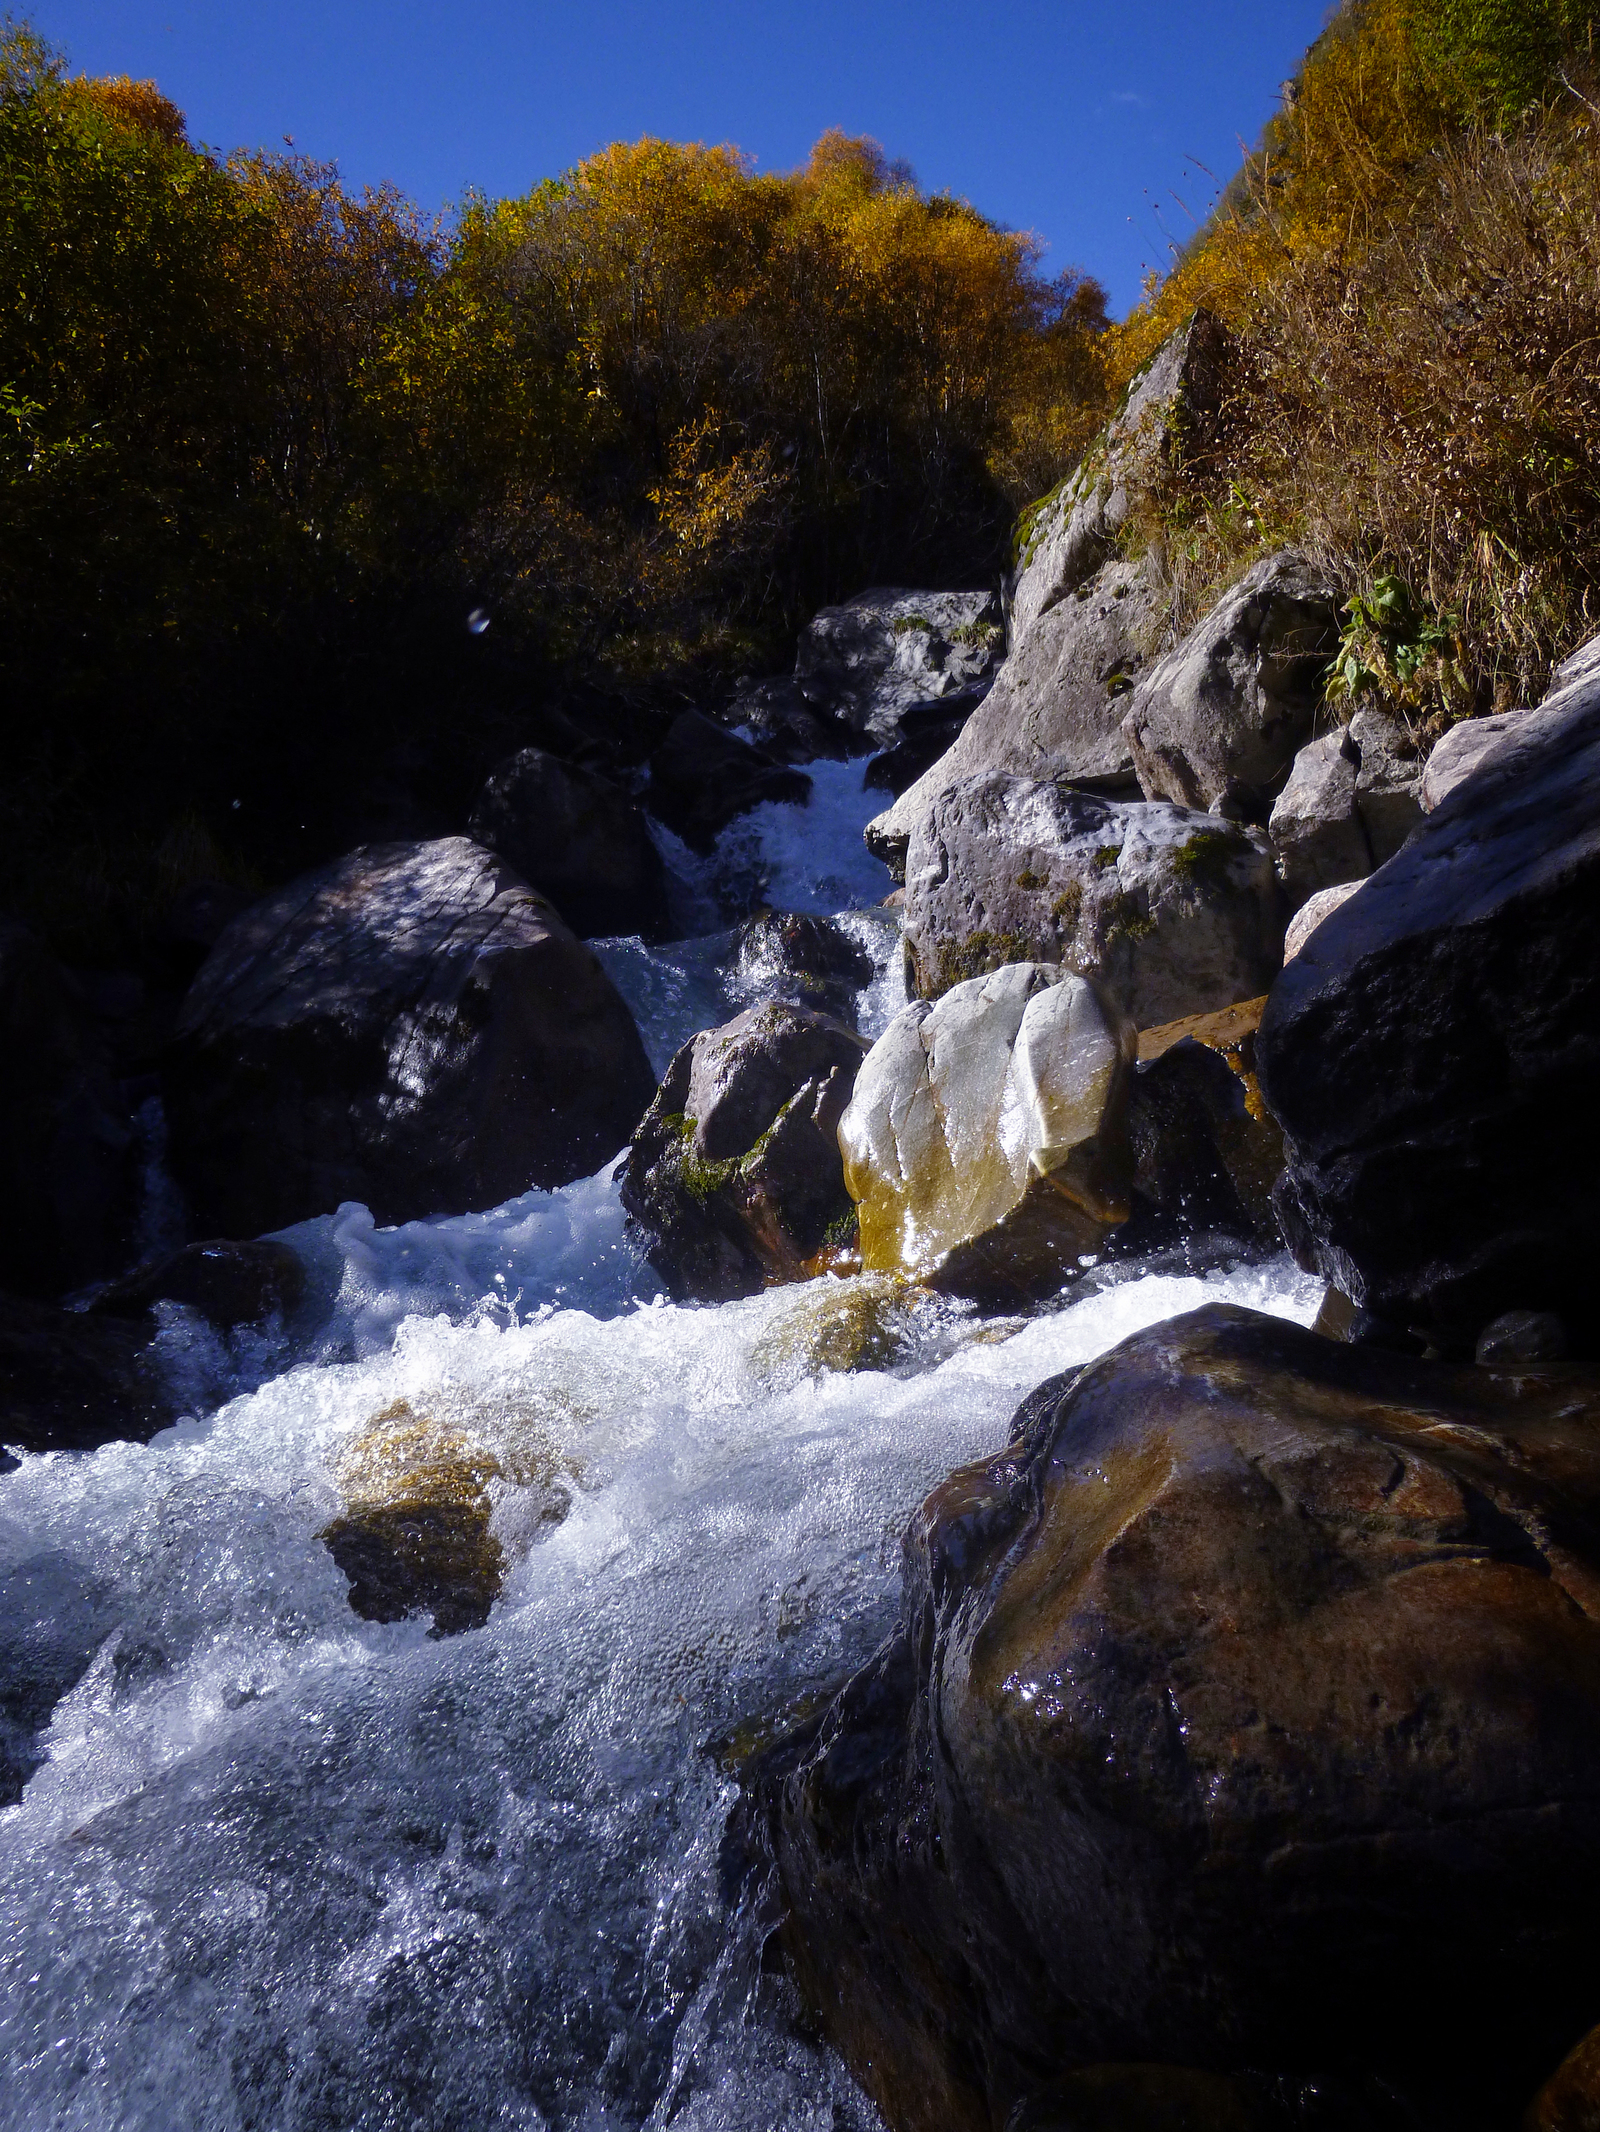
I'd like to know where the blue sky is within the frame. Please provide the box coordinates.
[31,1,1333,315]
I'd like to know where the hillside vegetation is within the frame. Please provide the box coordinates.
[1104,0,1600,731]
[0,23,1106,953]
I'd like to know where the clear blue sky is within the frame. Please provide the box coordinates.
[31,1,1333,315]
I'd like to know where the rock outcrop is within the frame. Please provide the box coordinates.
[166,838,656,1238]
[838,964,1134,1301]
[1122,551,1343,819]
[901,773,1284,1025]
[467,747,668,939]
[1268,708,1423,906]
[0,922,138,1298]
[621,1003,867,1302]
[790,589,1004,746]
[1257,660,1600,1351]
[745,1305,1600,2132]
[645,711,812,851]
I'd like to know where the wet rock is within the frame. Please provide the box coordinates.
[0,1289,177,1454]
[793,590,1004,747]
[749,1305,1600,2132]
[1282,880,1362,963]
[748,1274,931,1388]
[166,838,656,1238]
[862,687,994,802]
[645,710,812,852]
[1127,997,1282,1243]
[1477,1310,1568,1366]
[901,772,1283,1024]
[0,1551,113,1804]
[1257,658,1600,1352]
[838,964,1134,1302]
[320,1401,514,1638]
[88,1238,305,1329]
[0,922,139,1298]
[724,675,855,765]
[1525,2021,1600,2132]
[734,911,875,1025]
[865,557,1162,878]
[1122,552,1343,819]
[467,747,668,940]
[621,1003,868,1303]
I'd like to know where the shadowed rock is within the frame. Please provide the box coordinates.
[645,711,812,852]
[468,747,668,939]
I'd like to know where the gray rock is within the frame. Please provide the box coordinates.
[0,1551,113,1804]
[467,748,668,940]
[901,772,1284,1028]
[0,923,138,1298]
[793,589,1004,746]
[864,555,1161,878]
[1011,308,1230,633]
[1421,707,1542,811]
[620,1003,868,1302]
[733,911,874,1026]
[166,838,656,1237]
[1268,708,1423,907]
[646,712,812,853]
[1257,656,1600,1350]
[1282,878,1363,962]
[838,964,1135,1301]
[1122,551,1343,817]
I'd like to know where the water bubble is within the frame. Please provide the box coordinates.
[467,608,491,634]
[231,798,241,810]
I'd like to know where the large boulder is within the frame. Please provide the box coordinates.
[1268,708,1424,907]
[901,772,1284,1025]
[165,839,656,1238]
[620,1002,867,1302]
[467,747,668,940]
[838,964,1135,1301]
[645,711,812,852]
[0,923,138,1298]
[0,1289,178,1455]
[1121,551,1343,818]
[1256,661,1600,1352]
[865,556,1162,877]
[745,1306,1600,2132]
[792,590,1004,747]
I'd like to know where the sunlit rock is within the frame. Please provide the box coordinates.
[748,1272,933,1387]
[792,588,1004,747]
[838,963,1134,1302]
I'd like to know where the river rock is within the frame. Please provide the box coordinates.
[1258,658,1600,1352]
[0,1550,113,1804]
[901,772,1284,1025]
[0,1289,178,1455]
[165,838,656,1239]
[88,1238,306,1330]
[1121,552,1343,819]
[838,964,1135,1301]
[1268,710,1423,907]
[467,747,667,939]
[645,711,812,852]
[746,1305,1600,2132]
[734,911,875,1026]
[1128,997,1281,1243]
[862,688,993,802]
[792,590,1004,746]
[621,1003,868,1303]
[0,923,139,1298]
[865,556,1163,879]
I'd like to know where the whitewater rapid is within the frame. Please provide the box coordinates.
[0,765,1323,2132]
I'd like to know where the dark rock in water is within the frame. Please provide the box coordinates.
[861,687,993,799]
[1475,1308,1568,1366]
[744,1305,1600,2132]
[793,589,1004,747]
[1256,664,1600,1353]
[0,1550,113,1804]
[621,1002,867,1302]
[0,922,139,1298]
[724,675,856,764]
[735,911,875,1026]
[646,711,812,852]
[165,837,655,1238]
[1121,551,1343,821]
[1126,998,1282,1245]
[467,747,668,940]
[0,1289,177,1454]
[901,771,1283,1024]
[88,1238,305,1330]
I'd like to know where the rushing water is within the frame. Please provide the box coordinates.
[0,765,1323,2132]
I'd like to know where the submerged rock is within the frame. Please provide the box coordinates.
[1122,551,1343,819]
[645,711,812,852]
[746,1305,1600,2132]
[621,1002,868,1303]
[166,838,656,1238]
[901,772,1283,1024]
[467,747,668,940]
[0,1550,113,1804]
[792,589,1004,747]
[1257,656,1600,1352]
[838,964,1134,1302]
[0,922,139,1298]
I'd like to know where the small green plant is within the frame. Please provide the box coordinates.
[1092,844,1121,869]
[1016,867,1048,890]
[949,617,1001,650]
[1170,827,1248,891]
[1051,882,1084,929]
[1329,575,1465,715]
[891,612,934,635]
